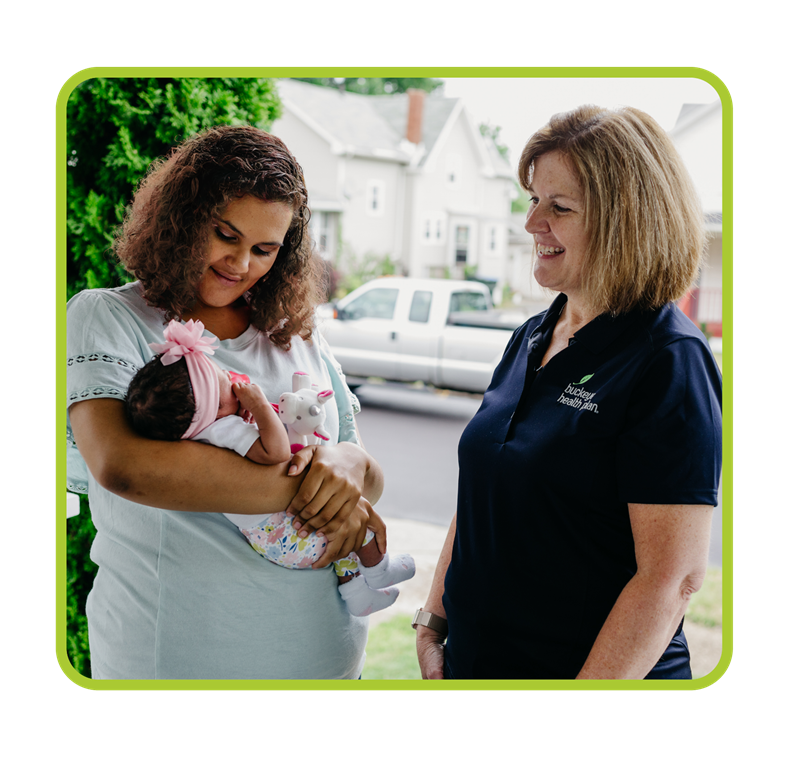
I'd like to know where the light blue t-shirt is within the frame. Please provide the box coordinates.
[67,282,368,680]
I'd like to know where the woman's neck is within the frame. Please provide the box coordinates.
[559,297,599,337]
[183,301,251,341]
[540,295,600,367]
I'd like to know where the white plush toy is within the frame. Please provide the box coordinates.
[278,371,335,453]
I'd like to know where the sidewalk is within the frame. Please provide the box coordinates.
[371,517,723,679]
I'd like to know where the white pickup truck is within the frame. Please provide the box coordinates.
[318,277,527,394]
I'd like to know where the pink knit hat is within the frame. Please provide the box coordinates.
[149,319,220,439]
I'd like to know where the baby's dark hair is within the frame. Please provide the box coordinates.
[126,356,196,441]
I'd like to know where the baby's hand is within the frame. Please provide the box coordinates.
[232,382,270,424]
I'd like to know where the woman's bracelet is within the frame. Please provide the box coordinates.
[411,608,448,636]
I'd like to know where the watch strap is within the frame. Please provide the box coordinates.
[412,608,448,636]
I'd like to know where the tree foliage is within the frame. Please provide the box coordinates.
[66,500,96,677]
[292,77,443,96]
[66,77,282,299]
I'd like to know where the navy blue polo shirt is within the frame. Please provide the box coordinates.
[442,293,722,679]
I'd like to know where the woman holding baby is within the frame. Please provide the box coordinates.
[67,126,388,679]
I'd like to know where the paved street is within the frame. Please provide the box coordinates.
[354,382,476,527]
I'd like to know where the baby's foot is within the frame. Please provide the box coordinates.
[338,575,400,617]
[360,553,416,590]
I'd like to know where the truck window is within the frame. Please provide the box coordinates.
[449,291,489,313]
[409,290,433,323]
[341,288,399,320]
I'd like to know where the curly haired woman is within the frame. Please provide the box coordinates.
[67,126,386,679]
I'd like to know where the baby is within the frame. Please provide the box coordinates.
[125,319,415,617]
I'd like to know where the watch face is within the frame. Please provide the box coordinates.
[412,609,429,629]
[412,610,447,634]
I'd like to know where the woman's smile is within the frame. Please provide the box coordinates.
[210,267,244,287]
[536,244,566,258]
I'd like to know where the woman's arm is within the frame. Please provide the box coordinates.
[69,398,377,568]
[416,512,457,679]
[70,398,304,512]
[576,502,713,679]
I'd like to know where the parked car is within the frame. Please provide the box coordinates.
[318,277,526,394]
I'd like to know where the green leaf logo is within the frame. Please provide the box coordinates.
[574,374,594,385]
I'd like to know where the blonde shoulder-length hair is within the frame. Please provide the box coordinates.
[518,105,707,314]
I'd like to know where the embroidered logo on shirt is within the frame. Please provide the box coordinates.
[557,377,599,414]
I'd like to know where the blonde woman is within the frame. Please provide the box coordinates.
[415,106,722,680]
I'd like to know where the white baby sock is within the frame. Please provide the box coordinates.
[359,552,416,590]
[338,575,399,617]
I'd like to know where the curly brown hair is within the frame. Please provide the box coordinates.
[114,125,326,349]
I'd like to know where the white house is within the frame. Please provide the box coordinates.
[270,79,516,296]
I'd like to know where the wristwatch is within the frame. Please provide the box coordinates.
[412,608,448,636]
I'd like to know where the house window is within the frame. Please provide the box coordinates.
[310,211,335,260]
[367,180,385,217]
[446,153,461,186]
[455,225,469,264]
[485,224,501,257]
[422,213,446,245]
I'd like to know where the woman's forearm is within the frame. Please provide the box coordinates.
[424,512,457,617]
[416,512,456,679]
[576,572,697,679]
[70,398,304,514]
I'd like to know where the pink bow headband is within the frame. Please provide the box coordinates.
[149,319,219,439]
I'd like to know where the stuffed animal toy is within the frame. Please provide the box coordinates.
[278,372,335,453]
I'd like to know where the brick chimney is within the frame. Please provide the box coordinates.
[406,89,425,144]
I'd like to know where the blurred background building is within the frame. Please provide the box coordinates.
[272,78,723,336]
[271,79,516,300]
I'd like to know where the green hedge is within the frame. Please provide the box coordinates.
[66,496,96,677]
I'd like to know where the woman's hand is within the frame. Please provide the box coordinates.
[416,513,456,679]
[286,442,386,567]
[311,496,386,569]
[416,627,446,679]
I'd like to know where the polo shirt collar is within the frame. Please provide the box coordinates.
[535,293,644,356]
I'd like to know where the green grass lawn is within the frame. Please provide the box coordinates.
[361,567,723,680]
[361,614,420,680]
